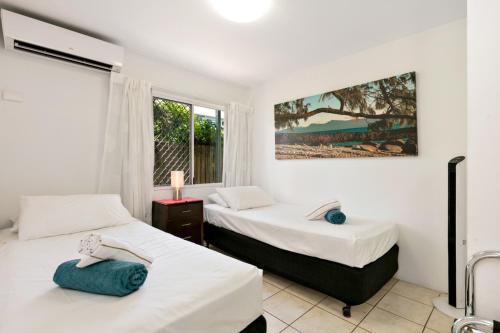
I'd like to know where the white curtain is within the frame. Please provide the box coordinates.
[98,74,154,223]
[223,102,254,187]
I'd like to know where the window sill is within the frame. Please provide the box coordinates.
[154,183,223,191]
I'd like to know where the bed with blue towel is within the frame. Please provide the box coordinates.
[204,202,399,317]
[204,202,398,268]
[0,220,264,333]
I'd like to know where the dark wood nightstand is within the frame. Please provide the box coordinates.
[152,197,204,245]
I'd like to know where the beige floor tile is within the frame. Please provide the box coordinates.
[377,292,433,325]
[426,309,455,333]
[263,312,288,333]
[263,282,281,300]
[391,281,440,305]
[423,329,438,333]
[282,327,301,333]
[291,307,355,333]
[263,291,314,324]
[263,272,293,289]
[353,328,371,333]
[285,283,326,304]
[317,296,373,325]
[359,308,423,333]
[366,287,389,306]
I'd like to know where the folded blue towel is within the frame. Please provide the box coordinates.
[324,209,346,224]
[53,259,148,297]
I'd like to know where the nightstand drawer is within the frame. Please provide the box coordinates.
[173,225,202,243]
[168,203,202,219]
[165,218,201,233]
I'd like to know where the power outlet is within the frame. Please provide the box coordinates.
[1,90,23,103]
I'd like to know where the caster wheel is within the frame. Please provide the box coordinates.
[342,305,351,318]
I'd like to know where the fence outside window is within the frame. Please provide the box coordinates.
[153,97,223,186]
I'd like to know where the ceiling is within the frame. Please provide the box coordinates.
[0,0,466,87]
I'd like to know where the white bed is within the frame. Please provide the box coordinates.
[204,203,398,268]
[0,220,263,333]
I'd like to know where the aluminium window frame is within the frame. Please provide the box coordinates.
[152,88,226,190]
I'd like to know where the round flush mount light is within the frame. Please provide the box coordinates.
[209,0,272,23]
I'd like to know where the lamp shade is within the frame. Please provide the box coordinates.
[171,171,185,188]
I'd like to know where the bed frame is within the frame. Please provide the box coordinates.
[205,222,399,317]
[240,315,266,333]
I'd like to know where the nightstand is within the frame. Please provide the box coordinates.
[152,197,204,245]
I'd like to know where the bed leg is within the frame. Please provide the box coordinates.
[342,305,351,318]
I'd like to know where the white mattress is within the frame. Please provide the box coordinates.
[204,203,398,268]
[0,221,262,333]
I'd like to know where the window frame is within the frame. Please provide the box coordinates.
[152,89,226,190]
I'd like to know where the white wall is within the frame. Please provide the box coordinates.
[0,48,250,228]
[467,0,500,320]
[251,20,466,291]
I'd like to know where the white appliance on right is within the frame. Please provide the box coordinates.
[434,156,467,318]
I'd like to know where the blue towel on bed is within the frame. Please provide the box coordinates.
[324,209,346,225]
[53,259,148,297]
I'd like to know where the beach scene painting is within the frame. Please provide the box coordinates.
[274,72,418,159]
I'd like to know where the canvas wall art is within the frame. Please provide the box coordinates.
[274,72,417,159]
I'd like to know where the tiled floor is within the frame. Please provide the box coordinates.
[261,272,455,333]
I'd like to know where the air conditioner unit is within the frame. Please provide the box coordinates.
[1,9,124,72]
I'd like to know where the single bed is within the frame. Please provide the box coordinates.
[204,203,399,317]
[0,220,265,333]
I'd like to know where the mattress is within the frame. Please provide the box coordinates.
[0,221,262,333]
[204,203,398,268]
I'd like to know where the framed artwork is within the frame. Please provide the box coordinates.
[274,72,417,159]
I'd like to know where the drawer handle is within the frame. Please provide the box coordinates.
[183,236,192,240]
[181,223,192,227]
[182,210,192,214]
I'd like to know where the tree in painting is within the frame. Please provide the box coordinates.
[274,72,417,159]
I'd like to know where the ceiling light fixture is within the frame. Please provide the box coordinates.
[209,0,272,23]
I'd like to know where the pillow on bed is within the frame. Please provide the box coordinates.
[216,186,273,211]
[208,193,229,208]
[305,200,341,220]
[18,194,133,241]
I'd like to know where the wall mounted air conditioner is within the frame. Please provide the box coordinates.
[1,9,124,72]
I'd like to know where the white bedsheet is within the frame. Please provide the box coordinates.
[204,203,398,268]
[0,221,262,333]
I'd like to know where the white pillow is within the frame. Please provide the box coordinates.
[18,194,132,241]
[208,193,229,208]
[305,200,341,220]
[216,186,274,211]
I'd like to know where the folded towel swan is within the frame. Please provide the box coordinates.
[77,233,153,268]
[53,259,148,296]
[305,200,341,220]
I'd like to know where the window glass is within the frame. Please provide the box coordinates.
[153,97,224,186]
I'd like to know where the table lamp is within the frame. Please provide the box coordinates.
[171,171,184,200]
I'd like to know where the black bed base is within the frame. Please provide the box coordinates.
[240,315,266,333]
[205,223,399,311]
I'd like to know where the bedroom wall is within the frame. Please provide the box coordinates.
[0,46,250,228]
[250,20,466,291]
[467,0,500,320]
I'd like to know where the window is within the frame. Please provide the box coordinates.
[153,96,224,186]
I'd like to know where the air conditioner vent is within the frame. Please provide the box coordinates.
[14,40,114,72]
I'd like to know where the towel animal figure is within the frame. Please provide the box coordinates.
[77,233,153,268]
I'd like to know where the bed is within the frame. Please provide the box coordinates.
[204,203,399,317]
[0,220,265,333]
